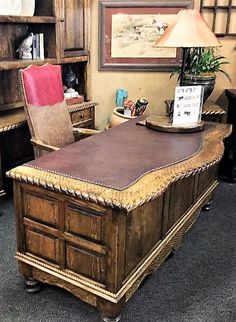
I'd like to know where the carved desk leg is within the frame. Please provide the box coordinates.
[102,315,121,322]
[24,278,41,293]
[19,262,41,293]
[202,199,212,211]
[98,297,125,322]
[202,190,214,211]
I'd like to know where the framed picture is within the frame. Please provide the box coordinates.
[98,0,193,71]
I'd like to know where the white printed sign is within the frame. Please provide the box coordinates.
[172,86,203,125]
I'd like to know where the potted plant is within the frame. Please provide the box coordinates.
[172,47,231,102]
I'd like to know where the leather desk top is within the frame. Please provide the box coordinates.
[7,119,231,211]
[27,117,204,191]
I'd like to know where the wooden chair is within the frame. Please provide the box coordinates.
[20,63,99,158]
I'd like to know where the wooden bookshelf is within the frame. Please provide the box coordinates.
[0,15,56,24]
[0,0,92,194]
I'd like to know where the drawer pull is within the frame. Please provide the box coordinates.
[81,114,85,119]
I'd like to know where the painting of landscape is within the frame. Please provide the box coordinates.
[111,14,176,58]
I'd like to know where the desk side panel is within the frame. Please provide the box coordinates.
[163,175,195,233]
[197,165,218,197]
[124,196,163,277]
[123,165,218,280]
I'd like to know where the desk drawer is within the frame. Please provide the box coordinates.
[70,109,92,127]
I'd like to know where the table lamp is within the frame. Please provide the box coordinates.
[154,9,221,85]
[145,9,221,133]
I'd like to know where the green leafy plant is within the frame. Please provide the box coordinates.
[171,47,231,82]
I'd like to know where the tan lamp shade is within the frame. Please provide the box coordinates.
[154,9,221,48]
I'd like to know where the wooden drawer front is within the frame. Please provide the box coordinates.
[71,109,91,125]
[26,229,60,264]
[24,192,59,227]
[66,244,106,283]
[65,205,104,242]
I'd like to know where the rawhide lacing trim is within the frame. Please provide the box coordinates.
[67,102,98,113]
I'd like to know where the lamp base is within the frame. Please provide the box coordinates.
[145,116,204,133]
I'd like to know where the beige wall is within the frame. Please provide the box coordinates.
[89,1,236,129]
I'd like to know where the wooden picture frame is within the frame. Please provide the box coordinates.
[98,0,193,71]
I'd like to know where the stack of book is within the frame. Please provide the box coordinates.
[32,33,44,60]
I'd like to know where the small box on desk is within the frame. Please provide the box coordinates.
[66,96,84,106]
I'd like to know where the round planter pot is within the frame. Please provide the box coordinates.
[182,73,216,103]
[109,107,136,128]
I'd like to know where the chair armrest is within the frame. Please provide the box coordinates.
[30,138,60,152]
[72,128,102,136]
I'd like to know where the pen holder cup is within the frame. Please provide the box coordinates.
[109,107,136,128]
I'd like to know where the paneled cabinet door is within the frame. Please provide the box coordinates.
[60,0,90,57]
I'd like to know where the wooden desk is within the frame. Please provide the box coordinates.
[7,120,231,321]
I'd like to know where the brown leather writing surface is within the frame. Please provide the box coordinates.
[27,117,206,190]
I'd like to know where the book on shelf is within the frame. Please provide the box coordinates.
[32,33,44,60]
